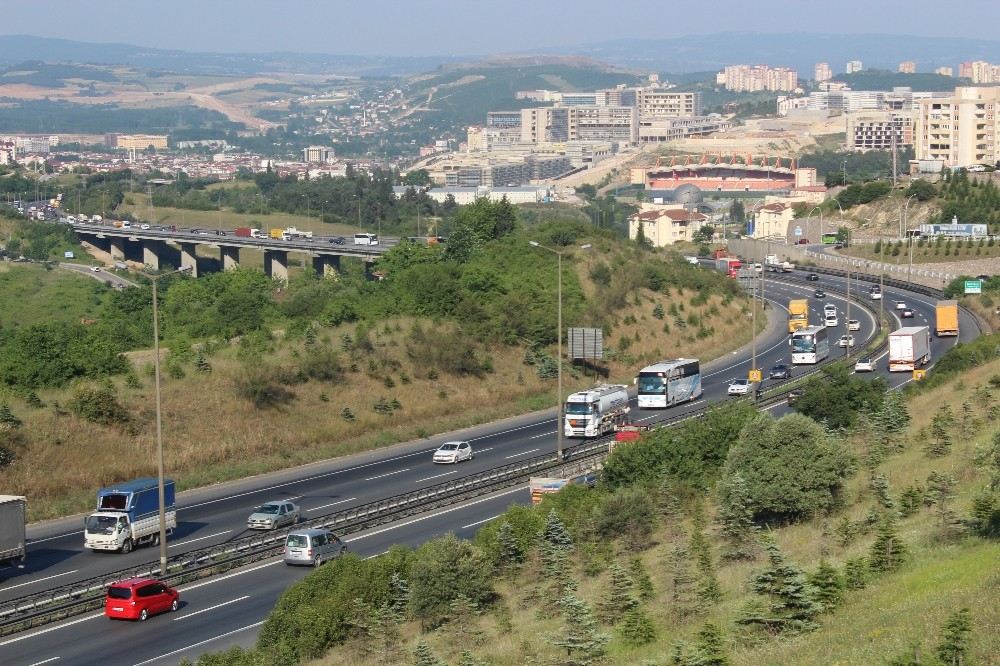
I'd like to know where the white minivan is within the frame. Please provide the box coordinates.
[354,233,379,246]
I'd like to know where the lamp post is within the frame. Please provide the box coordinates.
[900,193,917,240]
[149,264,193,574]
[529,241,592,461]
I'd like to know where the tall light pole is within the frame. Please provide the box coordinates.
[529,241,591,461]
[901,193,918,240]
[149,264,193,574]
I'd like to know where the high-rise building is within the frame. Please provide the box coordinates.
[846,60,864,74]
[915,86,1000,167]
[718,65,798,92]
[302,146,332,163]
[635,90,703,117]
[814,62,833,82]
[898,61,917,74]
[847,111,915,151]
[936,66,954,77]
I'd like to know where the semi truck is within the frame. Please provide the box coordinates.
[714,257,742,278]
[935,300,959,337]
[0,495,26,568]
[888,326,932,372]
[282,227,313,240]
[84,478,176,554]
[564,384,630,438]
[788,299,809,333]
[765,254,794,272]
[234,227,253,238]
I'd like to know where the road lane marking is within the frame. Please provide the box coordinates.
[461,514,502,529]
[180,560,282,592]
[529,431,556,439]
[28,658,60,666]
[28,531,82,545]
[364,468,411,481]
[173,596,250,621]
[504,448,540,459]
[308,497,357,512]
[415,470,458,483]
[131,621,265,666]
[0,611,103,647]
[168,530,232,549]
[3,569,78,590]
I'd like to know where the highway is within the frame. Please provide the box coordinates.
[0,270,966,665]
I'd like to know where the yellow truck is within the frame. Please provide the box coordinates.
[935,300,959,337]
[788,299,809,333]
[269,228,284,239]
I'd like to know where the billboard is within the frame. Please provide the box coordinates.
[567,327,603,360]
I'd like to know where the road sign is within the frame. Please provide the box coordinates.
[794,226,802,237]
[748,369,762,382]
[913,368,927,381]
[567,328,603,360]
[964,279,983,294]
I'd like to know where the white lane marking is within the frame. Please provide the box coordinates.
[0,611,103,647]
[131,621,266,666]
[309,497,357,512]
[181,560,282,592]
[3,569,78,590]
[529,431,557,439]
[415,470,458,483]
[346,485,527,542]
[461,514,502,530]
[636,414,659,422]
[28,531,82,545]
[705,297,792,378]
[364,468,411,481]
[173,596,250,621]
[284,496,303,501]
[504,448,540,459]
[168,530,232,549]
[476,447,494,453]
[28,658,60,666]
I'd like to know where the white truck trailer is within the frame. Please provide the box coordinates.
[564,384,630,438]
[888,326,932,372]
[0,495,27,568]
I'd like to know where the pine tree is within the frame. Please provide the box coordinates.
[868,513,907,574]
[926,405,955,457]
[876,390,911,440]
[718,473,758,561]
[899,484,924,517]
[618,607,656,646]
[935,608,973,666]
[544,545,578,597]
[304,324,317,348]
[0,404,21,430]
[692,622,730,666]
[885,643,925,666]
[597,562,638,623]
[629,557,654,602]
[738,537,822,633]
[195,351,212,373]
[497,521,524,571]
[456,650,487,666]
[542,509,575,588]
[960,401,978,438]
[350,599,401,665]
[926,471,963,537]
[24,390,44,408]
[808,559,845,612]
[970,489,1000,537]
[446,594,485,646]
[543,509,574,551]
[549,593,609,666]
[658,476,683,522]
[666,536,699,619]
[412,640,445,666]
[690,507,721,605]
[871,472,895,510]
[389,572,409,620]
[843,557,868,590]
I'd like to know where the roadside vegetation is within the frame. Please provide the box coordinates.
[188,334,1000,666]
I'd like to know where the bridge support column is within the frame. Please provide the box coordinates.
[312,254,341,277]
[220,245,240,271]
[180,243,199,278]
[109,237,126,262]
[264,249,288,282]
[142,239,163,271]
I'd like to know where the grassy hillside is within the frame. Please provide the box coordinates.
[0,264,107,329]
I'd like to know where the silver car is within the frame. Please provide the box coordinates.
[284,529,347,567]
[246,500,300,530]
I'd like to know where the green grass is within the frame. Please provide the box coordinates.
[839,240,1000,265]
[0,264,108,330]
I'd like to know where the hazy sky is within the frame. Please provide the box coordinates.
[2,0,996,55]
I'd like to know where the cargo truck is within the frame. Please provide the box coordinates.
[234,227,253,238]
[765,254,794,272]
[935,300,959,337]
[282,227,313,240]
[888,326,931,372]
[269,228,284,239]
[714,257,742,278]
[788,299,809,333]
[84,478,176,554]
[564,384,630,438]
[0,495,26,568]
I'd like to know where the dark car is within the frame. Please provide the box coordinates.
[807,273,820,281]
[814,289,826,298]
[787,388,804,405]
[797,238,810,245]
[769,364,792,380]
[328,236,346,245]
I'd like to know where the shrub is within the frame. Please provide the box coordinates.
[298,347,343,382]
[590,487,655,550]
[234,367,296,409]
[409,533,495,627]
[68,384,133,428]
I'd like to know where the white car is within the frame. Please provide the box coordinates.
[824,316,839,327]
[847,319,861,331]
[246,500,301,530]
[838,334,856,348]
[823,303,837,315]
[727,379,751,396]
[854,357,875,372]
[870,291,882,300]
[140,224,151,230]
[894,300,907,310]
[91,266,102,272]
[433,441,473,464]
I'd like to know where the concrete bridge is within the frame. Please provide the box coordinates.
[72,223,392,280]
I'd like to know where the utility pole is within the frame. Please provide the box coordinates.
[845,265,851,355]
[891,127,898,189]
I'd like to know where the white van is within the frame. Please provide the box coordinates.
[354,233,379,246]
[283,529,347,567]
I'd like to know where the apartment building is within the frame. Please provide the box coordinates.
[898,61,917,74]
[959,61,1000,84]
[846,111,915,151]
[936,66,954,77]
[302,145,333,163]
[635,90,703,117]
[105,134,168,150]
[915,86,1000,168]
[846,60,864,74]
[485,111,523,150]
[814,62,833,82]
[520,107,571,143]
[629,204,708,247]
[718,65,798,92]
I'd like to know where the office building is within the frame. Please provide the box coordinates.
[302,146,333,163]
[106,134,169,151]
[846,60,864,74]
[637,116,732,143]
[570,105,639,143]
[898,61,917,74]
[485,111,523,150]
[520,107,570,143]
[846,111,915,151]
[814,62,833,82]
[915,86,1000,167]
[636,90,703,117]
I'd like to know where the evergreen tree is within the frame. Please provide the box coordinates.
[926,405,955,457]
[871,472,895,510]
[970,489,1000,537]
[542,509,575,587]
[0,404,21,430]
[412,640,445,666]
[543,509,574,551]
[456,651,487,666]
[544,546,578,597]
[497,521,524,571]
[899,484,924,517]
[692,622,730,666]
[868,513,907,574]
[549,593,609,666]
[195,350,212,373]
[304,324,317,348]
[618,607,656,646]
[658,476,683,522]
[446,594,484,646]
[960,401,978,437]
[629,557,654,602]
[926,471,963,537]
[808,559,845,612]
[597,562,638,623]
[885,643,925,666]
[350,599,402,665]
[718,473,758,561]
[690,506,721,605]
[24,390,44,408]
[389,572,410,620]
[843,557,868,590]
[935,607,973,666]
[666,536,699,618]
[738,537,822,633]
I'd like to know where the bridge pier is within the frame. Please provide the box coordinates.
[264,249,288,282]
[179,243,199,277]
[220,245,240,271]
[109,237,126,262]
[142,239,163,271]
[311,254,340,277]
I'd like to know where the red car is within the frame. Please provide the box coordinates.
[105,578,179,621]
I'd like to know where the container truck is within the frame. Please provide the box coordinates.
[788,299,809,333]
[234,227,253,238]
[84,478,176,554]
[935,300,959,337]
[888,326,931,372]
[250,229,266,239]
[564,384,630,438]
[765,254,794,272]
[714,257,741,278]
[269,228,284,239]
[0,495,26,568]
[282,227,313,240]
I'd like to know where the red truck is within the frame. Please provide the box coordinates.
[714,257,742,278]
[234,227,253,238]
[712,248,729,260]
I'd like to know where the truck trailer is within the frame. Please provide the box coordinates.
[888,326,932,372]
[935,300,959,337]
[714,257,741,278]
[234,227,253,238]
[564,384,630,438]
[788,299,809,333]
[84,478,176,554]
[0,495,26,568]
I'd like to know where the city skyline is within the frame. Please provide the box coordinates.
[0,0,998,57]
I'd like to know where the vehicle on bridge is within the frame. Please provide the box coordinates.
[354,232,379,245]
[636,359,702,409]
[0,495,26,568]
[564,384,630,437]
[84,478,176,554]
[790,325,830,364]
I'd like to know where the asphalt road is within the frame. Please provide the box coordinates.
[57,262,138,289]
[0,271,956,665]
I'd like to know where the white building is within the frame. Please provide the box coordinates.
[629,205,708,246]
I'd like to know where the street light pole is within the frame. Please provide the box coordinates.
[149,265,192,574]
